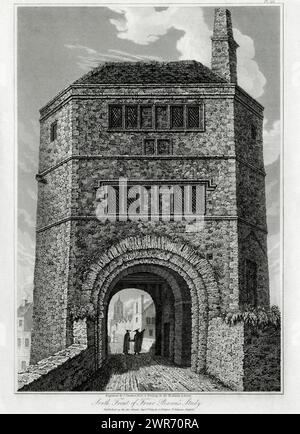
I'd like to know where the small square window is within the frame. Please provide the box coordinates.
[50,121,57,142]
[144,139,156,155]
[125,105,138,129]
[25,338,30,348]
[140,106,153,129]
[171,106,184,129]
[157,139,171,155]
[109,105,123,128]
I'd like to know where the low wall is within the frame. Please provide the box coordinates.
[206,317,245,391]
[18,343,95,392]
[206,317,281,392]
[243,325,281,391]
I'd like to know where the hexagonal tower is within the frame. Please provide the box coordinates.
[31,7,269,373]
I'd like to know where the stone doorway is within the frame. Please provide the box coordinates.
[82,235,220,374]
[103,268,192,366]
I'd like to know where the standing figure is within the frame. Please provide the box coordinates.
[137,329,146,354]
[123,330,131,355]
[133,329,140,355]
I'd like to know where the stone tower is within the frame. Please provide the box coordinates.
[113,295,124,322]
[31,8,269,387]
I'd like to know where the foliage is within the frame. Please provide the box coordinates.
[223,305,281,331]
[70,303,96,321]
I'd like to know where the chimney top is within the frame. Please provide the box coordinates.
[212,8,235,40]
[211,8,239,84]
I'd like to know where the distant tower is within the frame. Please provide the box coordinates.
[211,8,239,83]
[113,295,124,322]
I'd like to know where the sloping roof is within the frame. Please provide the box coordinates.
[74,60,226,85]
[143,300,154,314]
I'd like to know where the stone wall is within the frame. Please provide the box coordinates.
[31,222,72,363]
[243,325,281,391]
[73,319,87,346]
[206,317,244,390]
[39,99,73,172]
[234,97,264,169]
[234,95,269,309]
[238,223,270,307]
[72,95,235,157]
[18,343,94,392]
[206,317,281,391]
[31,73,270,379]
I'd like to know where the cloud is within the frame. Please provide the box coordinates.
[109,7,212,66]
[263,119,281,166]
[18,208,35,229]
[65,44,98,55]
[109,7,266,98]
[233,28,266,98]
[64,44,162,71]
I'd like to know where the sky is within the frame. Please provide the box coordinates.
[108,289,153,325]
[17,5,281,306]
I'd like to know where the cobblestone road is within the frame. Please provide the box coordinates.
[95,354,229,392]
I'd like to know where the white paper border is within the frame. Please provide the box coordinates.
[0,0,298,414]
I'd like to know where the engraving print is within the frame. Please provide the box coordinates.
[17,5,281,392]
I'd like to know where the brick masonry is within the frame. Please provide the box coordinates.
[29,8,275,391]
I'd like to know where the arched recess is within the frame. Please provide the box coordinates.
[103,263,191,366]
[81,235,220,373]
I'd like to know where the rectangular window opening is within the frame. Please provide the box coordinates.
[50,121,57,142]
[155,105,168,129]
[187,105,203,129]
[171,106,184,129]
[140,106,153,129]
[109,105,123,128]
[125,105,138,129]
[251,124,257,140]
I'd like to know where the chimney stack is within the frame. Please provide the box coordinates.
[211,8,239,83]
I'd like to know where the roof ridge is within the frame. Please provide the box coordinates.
[74,60,226,85]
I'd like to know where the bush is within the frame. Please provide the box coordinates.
[70,303,96,321]
[223,305,281,331]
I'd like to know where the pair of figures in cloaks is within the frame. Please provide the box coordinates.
[123,329,145,355]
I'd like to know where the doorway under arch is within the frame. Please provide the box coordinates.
[81,235,220,373]
[107,288,156,356]
[104,267,192,365]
